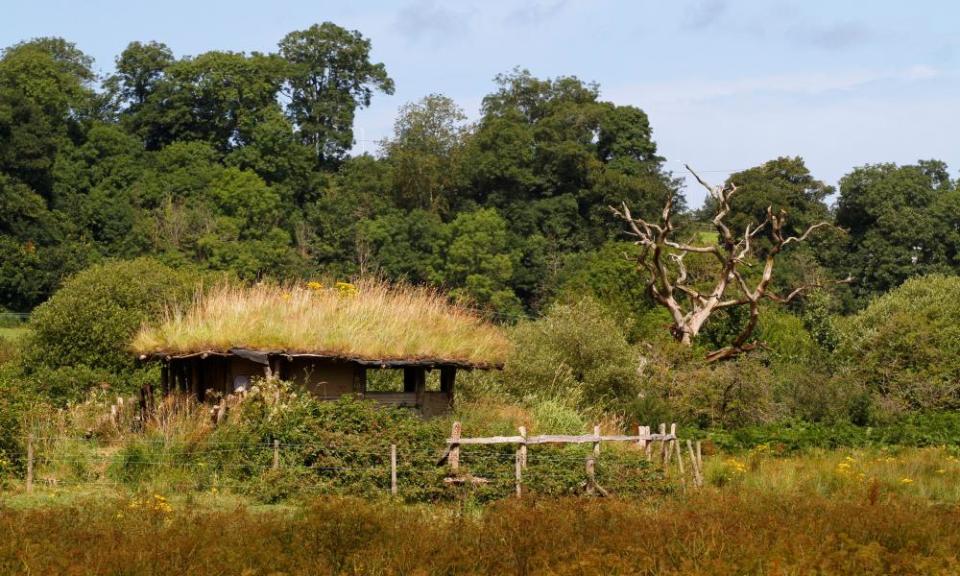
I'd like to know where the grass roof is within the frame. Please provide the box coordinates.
[133,281,510,367]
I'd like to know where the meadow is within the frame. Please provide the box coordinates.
[3,445,960,575]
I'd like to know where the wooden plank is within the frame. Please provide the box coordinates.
[452,435,526,445]
[446,434,676,445]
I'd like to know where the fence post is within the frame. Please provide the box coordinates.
[643,426,653,460]
[665,423,677,465]
[593,424,601,457]
[515,448,522,498]
[518,426,527,470]
[585,456,595,495]
[450,421,461,472]
[659,423,667,466]
[272,439,280,470]
[26,433,34,494]
[390,444,398,496]
[637,425,646,450]
[687,439,703,489]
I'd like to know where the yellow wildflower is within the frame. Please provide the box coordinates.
[899,478,913,484]
[336,282,358,297]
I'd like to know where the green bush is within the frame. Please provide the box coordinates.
[503,298,639,410]
[835,275,960,412]
[21,258,199,394]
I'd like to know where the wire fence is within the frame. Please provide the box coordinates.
[4,429,700,500]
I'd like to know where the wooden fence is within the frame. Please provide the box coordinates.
[442,422,705,497]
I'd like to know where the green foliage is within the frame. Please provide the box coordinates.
[279,22,395,165]
[835,274,960,412]
[21,258,197,388]
[702,412,960,453]
[504,298,638,409]
[833,161,960,306]
[433,208,523,317]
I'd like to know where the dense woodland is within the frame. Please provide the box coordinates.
[3,25,957,317]
[2,23,960,434]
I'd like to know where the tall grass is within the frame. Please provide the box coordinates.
[133,280,510,366]
[2,494,959,575]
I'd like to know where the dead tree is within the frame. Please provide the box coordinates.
[612,165,850,362]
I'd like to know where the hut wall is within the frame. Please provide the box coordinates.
[286,358,358,399]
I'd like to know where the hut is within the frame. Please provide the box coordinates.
[133,281,509,417]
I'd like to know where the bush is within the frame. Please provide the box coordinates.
[835,275,960,412]
[21,258,199,394]
[503,298,640,410]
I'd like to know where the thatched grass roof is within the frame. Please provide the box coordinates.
[133,281,510,368]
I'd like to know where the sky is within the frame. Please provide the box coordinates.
[2,0,958,206]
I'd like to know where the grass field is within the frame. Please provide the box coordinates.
[0,327,26,341]
[3,446,959,574]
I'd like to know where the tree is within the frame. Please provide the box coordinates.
[107,41,174,109]
[381,94,467,213]
[432,208,522,317]
[279,22,394,165]
[0,38,96,195]
[833,160,959,305]
[612,165,847,361]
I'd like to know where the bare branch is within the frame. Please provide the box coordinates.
[783,221,833,246]
[611,161,843,359]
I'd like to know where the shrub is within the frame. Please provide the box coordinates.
[21,258,199,393]
[503,298,640,410]
[835,274,960,412]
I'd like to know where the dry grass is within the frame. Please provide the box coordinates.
[2,494,959,575]
[132,280,510,366]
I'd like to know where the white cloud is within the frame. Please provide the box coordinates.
[607,66,942,105]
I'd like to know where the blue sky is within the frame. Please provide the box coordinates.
[3,0,957,206]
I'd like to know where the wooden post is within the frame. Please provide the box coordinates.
[515,447,522,498]
[687,439,703,488]
[665,423,677,465]
[272,439,280,470]
[160,362,170,395]
[585,456,608,497]
[390,444,398,496]
[674,435,685,479]
[697,440,703,472]
[659,423,667,466]
[637,425,647,450]
[440,366,456,410]
[593,424,601,457]
[643,426,653,460]
[586,456,595,495]
[449,421,461,472]
[518,426,528,470]
[26,433,34,494]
